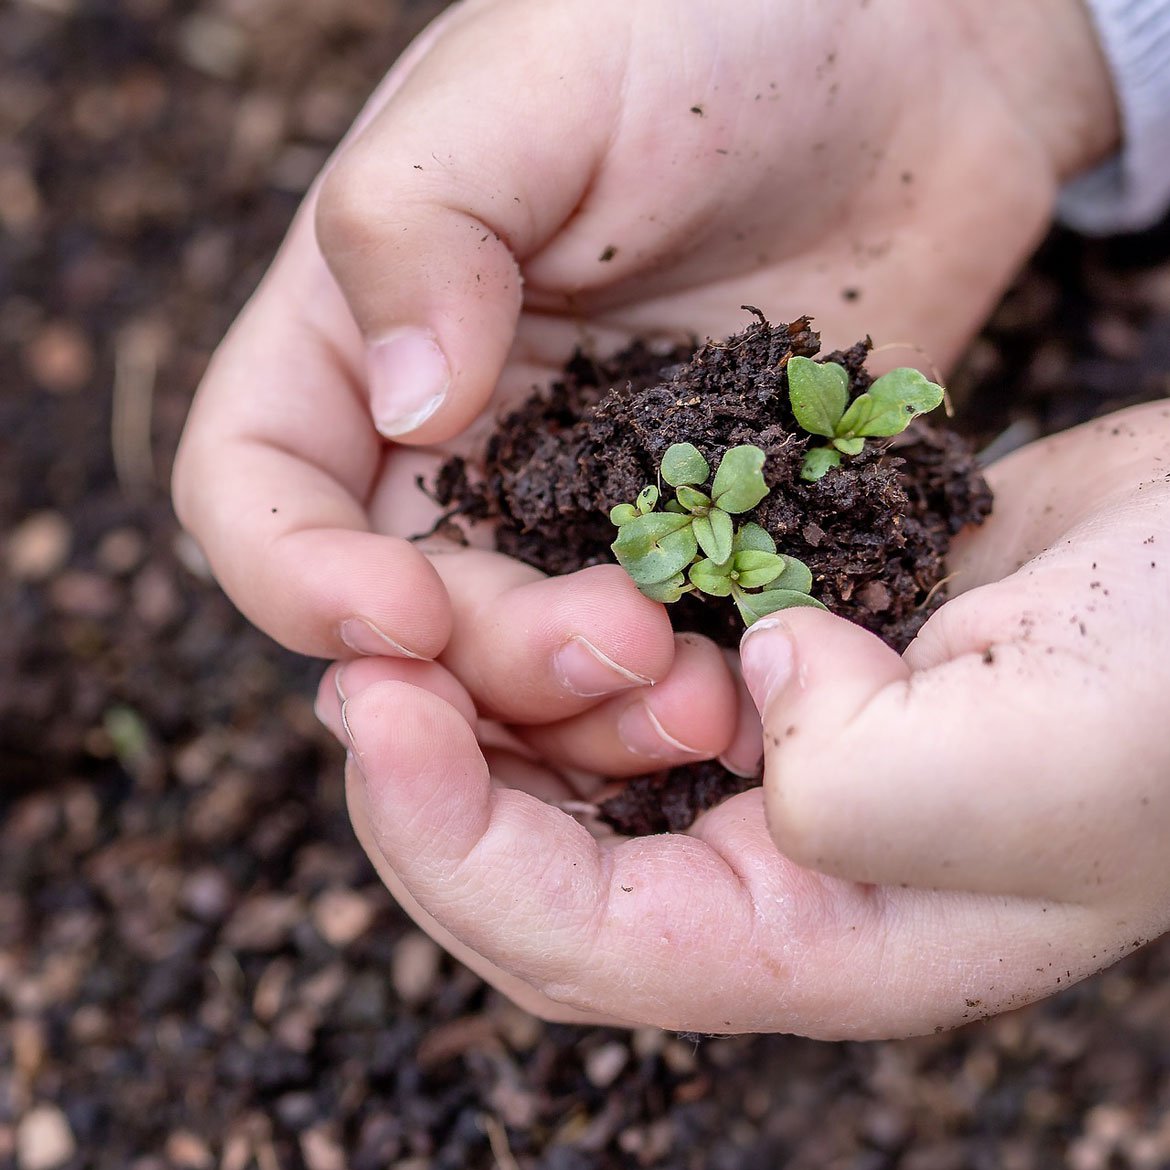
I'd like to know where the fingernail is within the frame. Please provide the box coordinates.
[739,618,794,713]
[339,617,423,659]
[368,328,449,436]
[617,703,704,759]
[718,734,764,778]
[340,699,364,766]
[554,636,652,697]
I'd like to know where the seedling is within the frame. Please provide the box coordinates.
[787,356,944,481]
[609,443,825,623]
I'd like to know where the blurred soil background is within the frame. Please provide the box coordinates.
[5,1,1170,1168]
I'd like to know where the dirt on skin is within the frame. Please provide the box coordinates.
[433,310,993,834]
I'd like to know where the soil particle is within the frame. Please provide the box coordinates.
[437,310,991,656]
[435,311,991,833]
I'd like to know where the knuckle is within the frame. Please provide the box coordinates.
[314,151,385,259]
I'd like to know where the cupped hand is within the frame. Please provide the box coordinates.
[172,0,1113,730]
[315,403,1170,1037]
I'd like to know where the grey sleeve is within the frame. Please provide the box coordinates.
[1058,0,1170,234]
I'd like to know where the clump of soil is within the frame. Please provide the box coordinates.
[434,309,992,833]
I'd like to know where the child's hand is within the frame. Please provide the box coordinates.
[316,403,1170,1037]
[172,0,1114,686]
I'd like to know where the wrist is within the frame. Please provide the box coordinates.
[953,0,1120,183]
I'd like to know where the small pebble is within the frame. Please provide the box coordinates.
[48,570,119,618]
[96,527,144,574]
[300,1126,345,1170]
[24,320,93,394]
[6,511,71,582]
[585,1041,629,1088]
[311,888,376,948]
[16,1105,75,1170]
[164,1130,212,1169]
[391,932,441,1005]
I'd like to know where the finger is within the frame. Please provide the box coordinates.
[428,552,675,722]
[315,658,478,743]
[516,632,738,777]
[342,680,1145,1036]
[717,648,765,778]
[739,598,1169,904]
[313,0,623,443]
[344,759,632,1027]
[173,223,452,660]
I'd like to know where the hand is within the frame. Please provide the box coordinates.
[172,0,1116,721]
[173,0,1125,1034]
[316,403,1170,1036]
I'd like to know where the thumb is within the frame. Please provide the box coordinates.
[737,603,1145,903]
[313,2,621,443]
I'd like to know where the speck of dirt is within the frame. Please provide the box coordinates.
[599,245,617,262]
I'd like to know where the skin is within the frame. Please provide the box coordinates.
[173,0,1170,1036]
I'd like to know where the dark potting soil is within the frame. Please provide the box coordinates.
[434,310,993,834]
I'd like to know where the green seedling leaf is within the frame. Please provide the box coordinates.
[675,485,711,513]
[711,445,769,513]
[692,507,733,564]
[867,367,945,415]
[800,447,841,481]
[838,368,944,438]
[732,522,776,555]
[734,587,827,626]
[639,573,690,603]
[636,485,660,513]
[612,512,697,585]
[689,557,733,597]
[664,499,689,514]
[769,555,814,595]
[832,435,865,456]
[610,503,639,526]
[730,549,785,589]
[787,356,849,438]
[661,442,710,487]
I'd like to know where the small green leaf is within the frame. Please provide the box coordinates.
[838,368,944,438]
[693,507,733,564]
[664,499,688,514]
[831,435,865,455]
[661,442,710,487]
[730,549,785,589]
[611,512,697,584]
[675,485,711,513]
[689,558,733,596]
[732,522,776,555]
[769,556,814,595]
[609,503,638,526]
[734,587,827,626]
[636,485,660,513]
[710,445,769,513]
[639,573,689,603]
[787,356,849,438]
[800,447,841,481]
[868,366,945,416]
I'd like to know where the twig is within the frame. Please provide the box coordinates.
[111,318,167,500]
[481,1114,521,1170]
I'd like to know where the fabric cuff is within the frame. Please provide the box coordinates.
[1058,0,1170,235]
